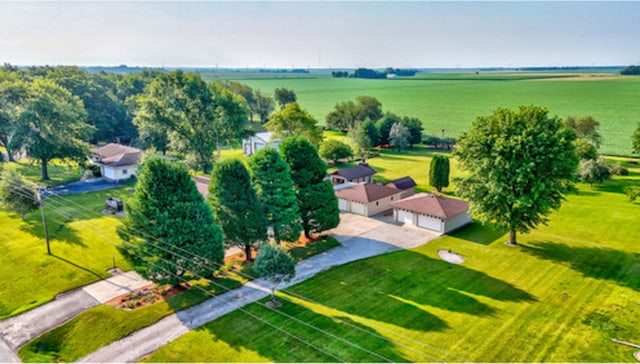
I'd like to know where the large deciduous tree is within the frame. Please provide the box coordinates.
[633,123,640,154]
[264,102,323,146]
[253,243,295,306]
[280,137,340,239]
[578,157,611,187]
[355,96,383,122]
[0,168,38,220]
[401,116,424,148]
[429,155,450,192]
[564,116,602,148]
[0,80,29,162]
[248,148,301,243]
[389,122,410,151]
[325,100,358,131]
[455,105,578,246]
[349,122,373,158]
[376,112,401,146]
[274,88,297,109]
[12,79,93,180]
[253,90,275,124]
[119,157,224,285]
[319,139,354,164]
[134,71,248,173]
[209,159,267,261]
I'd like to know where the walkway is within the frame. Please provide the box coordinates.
[0,271,150,362]
[79,214,438,362]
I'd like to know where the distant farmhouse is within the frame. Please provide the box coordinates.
[242,131,281,156]
[91,143,142,181]
[329,162,377,185]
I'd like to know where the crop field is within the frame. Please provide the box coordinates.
[240,75,640,156]
[145,157,640,363]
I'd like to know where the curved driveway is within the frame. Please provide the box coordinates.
[79,213,439,363]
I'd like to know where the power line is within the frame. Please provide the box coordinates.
[5,179,465,362]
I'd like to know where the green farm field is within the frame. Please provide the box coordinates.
[146,156,640,363]
[240,75,640,156]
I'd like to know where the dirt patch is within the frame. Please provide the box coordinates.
[105,283,189,310]
[438,249,464,264]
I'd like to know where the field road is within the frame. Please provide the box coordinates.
[79,213,439,363]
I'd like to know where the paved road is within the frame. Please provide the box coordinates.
[79,214,438,363]
[0,271,151,362]
[44,178,126,196]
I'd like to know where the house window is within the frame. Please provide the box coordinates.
[122,169,128,175]
[376,201,379,206]
[391,196,394,200]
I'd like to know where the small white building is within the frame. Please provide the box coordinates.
[91,143,142,182]
[242,131,281,156]
[391,193,472,234]
[334,182,404,217]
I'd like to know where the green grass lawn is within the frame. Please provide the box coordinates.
[17,236,341,362]
[0,159,83,187]
[240,76,640,156]
[145,163,640,362]
[0,185,135,318]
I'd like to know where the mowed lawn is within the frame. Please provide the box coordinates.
[0,184,135,318]
[242,76,640,156]
[146,164,640,362]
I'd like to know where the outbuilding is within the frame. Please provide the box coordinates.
[384,176,417,198]
[91,143,142,182]
[329,162,377,185]
[334,182,404,216]
[391,193,472,234]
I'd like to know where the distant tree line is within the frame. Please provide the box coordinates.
[331,67,418,79]
[620,65,640,75]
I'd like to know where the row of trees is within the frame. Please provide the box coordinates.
[119,136,339,290]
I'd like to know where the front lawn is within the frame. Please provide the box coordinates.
[0,159,83,187]
[145,169,640,362]
[0,186,135,318]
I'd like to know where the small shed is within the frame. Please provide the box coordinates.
[391,193,472,234]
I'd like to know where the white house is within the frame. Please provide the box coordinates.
[242,131,281,156]
[91,143,142,182]
[334,182,404,216]
[391,193,472,234]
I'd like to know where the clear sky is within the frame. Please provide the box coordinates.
[1,1,639,69]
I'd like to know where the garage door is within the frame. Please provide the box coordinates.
[418,214,442,232]
[397,210,415,225]
[338,198,348,211]
[351,202,366,216]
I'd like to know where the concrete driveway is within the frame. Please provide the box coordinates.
[79,213,440,363]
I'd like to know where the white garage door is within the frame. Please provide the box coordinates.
[351,202,366,216]
[418,214,442,232]
[397,210,415,225]
[338,198,348,211]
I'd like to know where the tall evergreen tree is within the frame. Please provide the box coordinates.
[248,148,301,243]
[429,155,450,192]
[120,157,224,285]
[209,159,267,261]
[280,137,340,239]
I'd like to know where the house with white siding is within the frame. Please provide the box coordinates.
[242,131,281,156]
[329,162,376,185]
[91,143,142,182]
[391,193,472,234]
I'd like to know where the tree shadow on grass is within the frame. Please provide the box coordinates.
[450,221,507,245]
[19,218,86,247]
[520,241,640,292]
[200,298,414,363]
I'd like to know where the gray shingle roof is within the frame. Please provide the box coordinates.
[330,163,376,180]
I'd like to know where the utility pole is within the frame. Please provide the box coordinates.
[35,186,51,255]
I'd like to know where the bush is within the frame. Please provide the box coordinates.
[90,165,102,177]
[607,162,629,176]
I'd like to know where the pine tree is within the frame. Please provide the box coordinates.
[120,157,224,285]
[248,148,301,243]
[429,155,450,192]
[209,159,267,261]
[280,137,340,239]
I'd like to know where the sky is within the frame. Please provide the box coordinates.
[0,1,639,69]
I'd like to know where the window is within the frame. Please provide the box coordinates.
[376,201,379,206]
[122,169,128,175]
[391,196,394,200]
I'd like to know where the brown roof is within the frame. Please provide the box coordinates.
[192,176,210,197]
[335,182,401,203]
[330,163,376,180]
[391,193,469,219]
[93,143,142,167]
